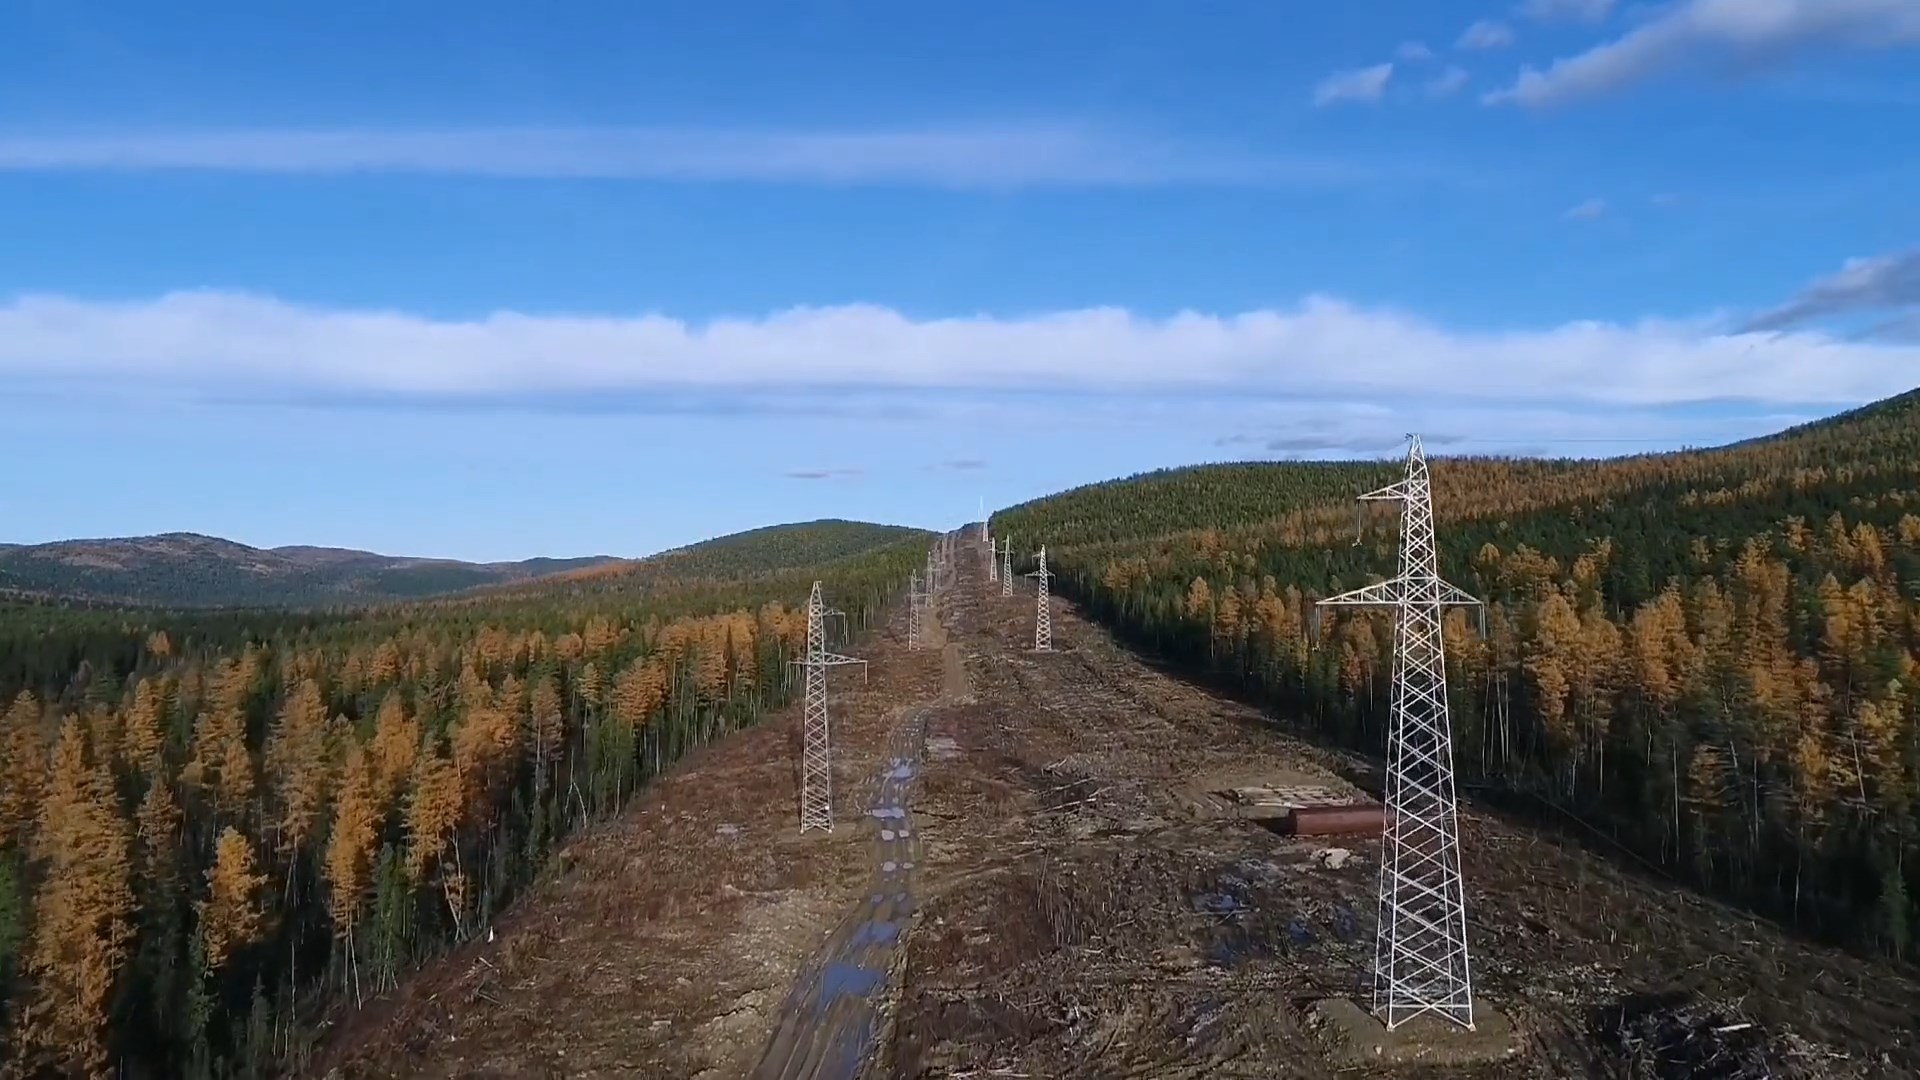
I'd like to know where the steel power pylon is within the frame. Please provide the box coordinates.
[907,568,923,651]
[1026,545,1052,651]
[985,511,998,584]
[1000,537,1013,597]
[1316,435,1481,1031]
[789,581,868,833]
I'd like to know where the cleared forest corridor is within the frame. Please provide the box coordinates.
[315,530,1920,1079]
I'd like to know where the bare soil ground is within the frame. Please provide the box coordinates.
[314,536,1920,1078]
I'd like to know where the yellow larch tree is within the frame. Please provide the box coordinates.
[120,676,167,778]
[15,717,136,1078]
[264,677,334,858]
[612,658,669,732]
[582,614,621,657]
[0,690,47,850]
[450,705,518,829]
[144,629,172,660]
[1525,592,1580,760]
[198,826,267,975]
[403,744,463,884]
[368,691,420,813]
[326,741,380,956]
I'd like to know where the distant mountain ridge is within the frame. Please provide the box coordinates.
[0,531,624,608]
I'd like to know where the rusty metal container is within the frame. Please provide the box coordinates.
[1287,804,1384,837]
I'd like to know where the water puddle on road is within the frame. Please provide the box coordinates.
[751,709,929,1080]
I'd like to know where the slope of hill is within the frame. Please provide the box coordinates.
[653,518,922,574]
[992,386,1920,965]
[460,518,927,605]
[0,532,620,608]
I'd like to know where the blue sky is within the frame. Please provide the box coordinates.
[3,0,1919,560]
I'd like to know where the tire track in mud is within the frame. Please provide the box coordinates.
[751,582,972,1080]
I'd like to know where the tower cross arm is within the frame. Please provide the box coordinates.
[789,653,867,668]
[789,653,868,683]
[1357,478,1414,502]
[1317,575,1482,608]
[1317,578,1402,608]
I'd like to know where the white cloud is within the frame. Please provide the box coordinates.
[1458,19,1517,50]
[1398,40,1437,61]
[1313,63,1396,105]
[0,124,1362,189]
[1516,0,1616,24]
[1564,197,1609,219]
[1428,67,1473,97]
[1485,0,1920,107]
[2,289,1914,409]
[1651,191,1682,207]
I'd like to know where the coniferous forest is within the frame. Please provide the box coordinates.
[995,388,1920,967]
[0,525,926,1077]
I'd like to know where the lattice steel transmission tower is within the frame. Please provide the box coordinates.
[1316,435,1481,1031]
[1026,545,1052,651]
[789,581,868,833]
[1000,537,1013,597]
[907,568,924,651]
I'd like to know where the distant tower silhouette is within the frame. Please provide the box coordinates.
[907,569,923,651]
[1316,435,1481,1030]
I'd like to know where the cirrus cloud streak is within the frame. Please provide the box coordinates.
[0,124,1383,190]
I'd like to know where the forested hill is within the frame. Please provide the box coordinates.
[0,518,922,610]
[468,518,926,603]
[0,516,927,1076]
[992,386,1920,965]
[0,532,621,609]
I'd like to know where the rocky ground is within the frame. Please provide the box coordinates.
[314,534,1920,1079]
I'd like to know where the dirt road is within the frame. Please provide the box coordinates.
[751,623,969,1079]
[317,533,1920,1078]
